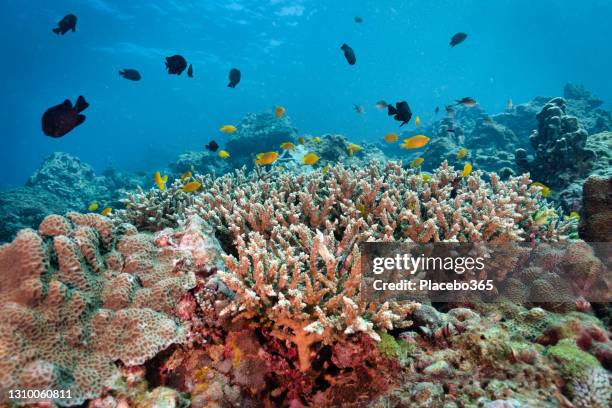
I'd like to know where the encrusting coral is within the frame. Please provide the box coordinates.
[0,212,200,406]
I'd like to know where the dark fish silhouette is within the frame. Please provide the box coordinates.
[42,96,89,138]
[340,43,356,65]
[206,140,219,152]
[354,16,363,23]
[119,69,141,81]
[187,64,193,78]
[387,101,412,127]
[52,14,77,35]
[456,97,477,107]
[450,32,468,47]
[165,55,188,75]
[228,68,241,88]
[435,106,440,115]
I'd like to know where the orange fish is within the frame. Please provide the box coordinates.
[401,135,430,149]
[182,181,202,193]
[303,152,320,165]
[255,151,279,165]
[275,106,286,118]
[154,171,168,190]
[384,133,398,143]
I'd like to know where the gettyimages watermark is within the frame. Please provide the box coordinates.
[360,242,611,304]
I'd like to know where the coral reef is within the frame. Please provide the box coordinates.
[564,83,612,134]
[465,119,519,174]
[225,112,298,168]
[168,150,230,178]
[0,153,147,244]
[1,87,611,406]
[121,161,574,243]
[515,97,593,189]
[0,212,202,406]
[579,176,612,242]
[1,158,610,406]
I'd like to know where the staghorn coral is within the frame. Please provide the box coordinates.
[144,162,574,372]
[116,178,200,231]
[114,162,576,373]
[0,213,198,406]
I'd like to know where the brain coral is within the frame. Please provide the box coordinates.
[0,213,196,406]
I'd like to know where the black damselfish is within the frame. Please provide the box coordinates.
[206,141,219,152]
[42,96,89,138]
[387,101,412,127]
[165,55,188,75]
[119,69,141,81]
[228,68,241,88]
[450,32,468,47]
[341,43,356,65]
[52,14,77,35]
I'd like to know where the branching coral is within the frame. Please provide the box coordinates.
[137,162,571,372]
[0,213,198,406]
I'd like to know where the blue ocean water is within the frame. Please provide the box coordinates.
[1,0,611,188]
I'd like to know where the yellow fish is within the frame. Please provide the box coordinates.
[534,208,556,226]
[415,116,421,126]
[219,125,237,134]
[420,172,431,182]
[401,135,430,149]
[313,137,321,143]
[255,151,279,165]
[303,152,320,165]
[218,150,230,159]
[569,211,580,220]
[347,143,363,156]
[88,202,99,212]
[100,207,112,216]
[275,106,286,118]
[180,171,192,181]
[322,165,330,174]
[357,203,369,217]
[456,147,468,160]
[531,182,551,198]
[154,171,167,190]
[182,181,202,193]
[298,137,305,145]
[384,132,398,143]
[410,157,424,168]
[280,142,295,150]
[460,163,473,177]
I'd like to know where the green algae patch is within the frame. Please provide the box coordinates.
[546,339,600,378]
[378,332,414,364]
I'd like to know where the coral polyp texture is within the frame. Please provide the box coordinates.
[0,212,198,406]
